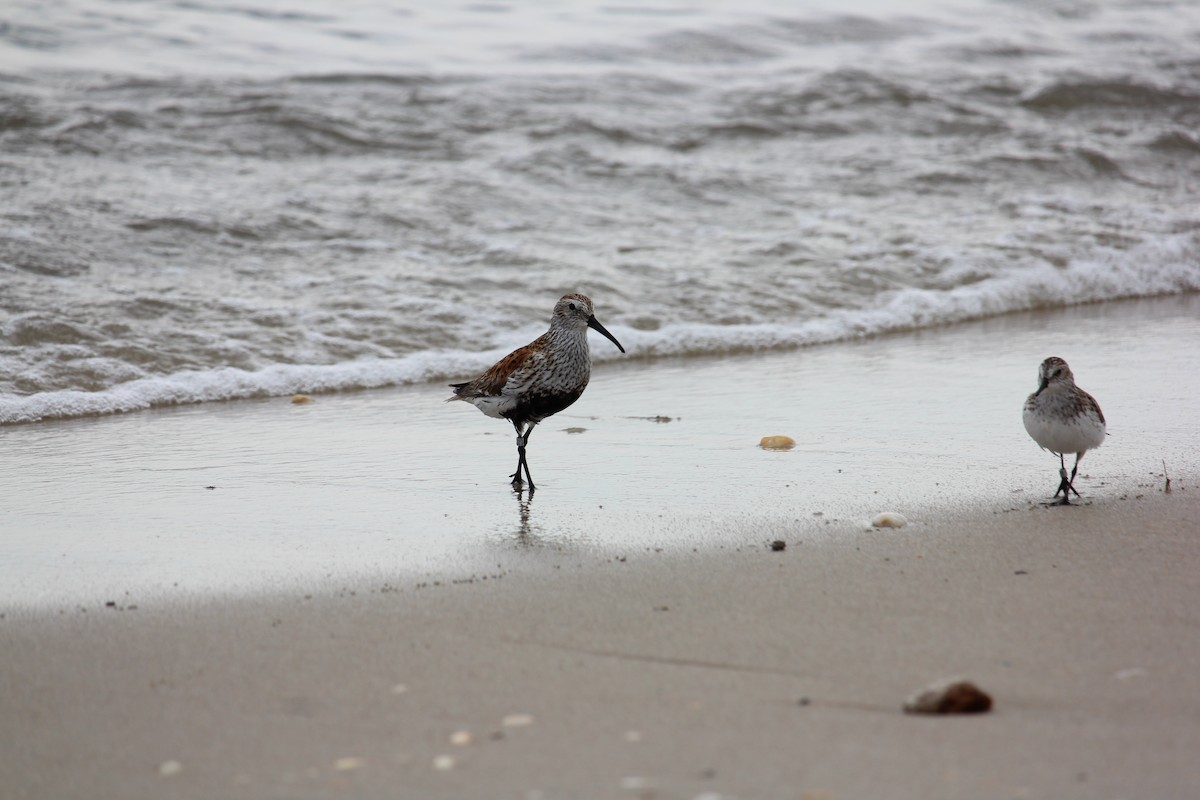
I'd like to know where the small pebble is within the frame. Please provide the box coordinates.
[770,540,787,551]
[158,760,183,777]
[759,435,796,450]
[333,757,365,771]
[433,754,455,771]
[291,394,313,404]
[903,678,992,714]
[871,512,908,529]
[449,730,473,746]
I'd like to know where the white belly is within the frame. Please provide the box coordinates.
[1023,405,1106,455]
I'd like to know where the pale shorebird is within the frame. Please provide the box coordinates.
[448,293,625,490]
[1022,356,1106,505]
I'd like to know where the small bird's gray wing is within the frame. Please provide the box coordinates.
[1082,389,1105,426]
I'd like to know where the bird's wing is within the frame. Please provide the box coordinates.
[454,337,546,400]
[1082,390,1105,426]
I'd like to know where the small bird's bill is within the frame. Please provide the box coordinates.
[587,315,626,353]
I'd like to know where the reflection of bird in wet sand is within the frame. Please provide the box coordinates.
[449,293,625,491]
[1023,356,1106,505]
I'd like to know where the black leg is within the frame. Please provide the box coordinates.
[520,424,536,490]
[509,422,536,491]
[510,422,526,487]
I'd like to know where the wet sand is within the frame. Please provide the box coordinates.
[3,295,1200,798]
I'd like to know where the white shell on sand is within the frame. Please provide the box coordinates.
[334,757,365,771]
[759,435,796,450]
[158,760,183,777]
[871,512,908,528]
[502,713,534,727]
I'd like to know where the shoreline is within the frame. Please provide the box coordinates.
[3,294,1198,607]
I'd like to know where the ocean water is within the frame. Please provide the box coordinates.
[3,0,1199,424]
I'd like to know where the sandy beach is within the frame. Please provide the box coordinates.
[3,295,1200,799]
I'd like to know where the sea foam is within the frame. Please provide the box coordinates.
[2,243,1197,425]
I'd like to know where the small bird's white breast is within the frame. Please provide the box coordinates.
[1023,394,1106,455]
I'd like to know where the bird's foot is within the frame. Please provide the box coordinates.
[510,470,535,492]
[1053,467,1081,499]
[1045,476,1074,505]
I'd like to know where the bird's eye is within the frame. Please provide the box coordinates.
[568,302,577,311]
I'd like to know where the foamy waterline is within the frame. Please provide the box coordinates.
[4,252,1196,425]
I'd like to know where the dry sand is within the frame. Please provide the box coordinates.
[2,295,1199,799]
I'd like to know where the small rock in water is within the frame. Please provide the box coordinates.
[291,394,313,404]
[903,678,992,714]
[770,540,787,552]
[871,512,908,529]
[759,435,796,450]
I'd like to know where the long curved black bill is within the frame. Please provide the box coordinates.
[587,315,625,353]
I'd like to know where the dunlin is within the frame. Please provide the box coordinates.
[449,293,625,490]
[1022,356,1106,505]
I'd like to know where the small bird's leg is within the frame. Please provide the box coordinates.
[1066,454,1082,498]
[1052,453,1073,505]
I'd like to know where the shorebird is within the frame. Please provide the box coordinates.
[448,293,625,490]
[1022,356,1106,505]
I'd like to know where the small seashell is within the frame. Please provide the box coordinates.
[432,754,455,771]
[158,760,183,777]
[1115,667,1147,680]
[333,757,365,771]
[502,713,534,727]
[291,394,313,404]
[871,512,907,528]
[449,730,472,746]
[759,435,796,450]
[903,678,992,714]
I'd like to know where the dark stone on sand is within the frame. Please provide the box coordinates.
[770,540,786,551]
[903,678,993,715]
